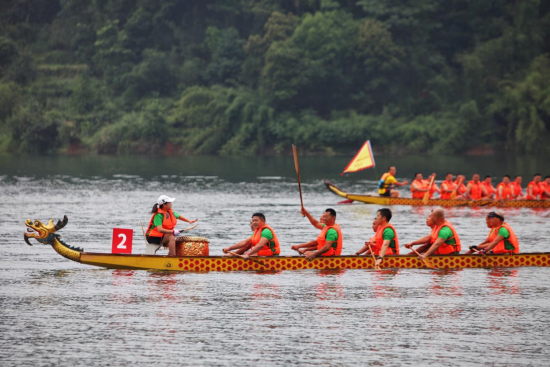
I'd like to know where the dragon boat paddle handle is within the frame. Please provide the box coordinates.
[411,248,436,269]
[422,174,436,205]
[292,145,305,216]
[367,243,382,270]
[227,250,267,267]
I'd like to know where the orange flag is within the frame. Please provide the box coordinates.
[341,141,375,176]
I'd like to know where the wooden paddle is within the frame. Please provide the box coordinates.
[422,174,436,205]
[450,177,464,200]
[410,248,436,269]
[227,250,267,267]
[367,243,381,270]
[292,145,305,215]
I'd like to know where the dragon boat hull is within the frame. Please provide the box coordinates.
[324,180,550,208]
[24,216,550,271]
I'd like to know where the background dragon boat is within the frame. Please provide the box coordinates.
[324,180,550,208]
[24,216,550,271]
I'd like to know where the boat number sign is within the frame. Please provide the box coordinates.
[112,228,133,254]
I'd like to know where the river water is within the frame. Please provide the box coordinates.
[1,154,550,366]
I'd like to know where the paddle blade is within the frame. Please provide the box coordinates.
[422,258,436,269]
[422,175,436,204]
[450,191,457,200]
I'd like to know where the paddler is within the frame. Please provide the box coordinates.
[467,211,519,255]
[410,173,429,199]
[222,213,280,258]
[526,173,542,200]
[378,166,409,198]
[405,209,461,260]
[355,218,380,256]
[440,173,456,199]
[480,175,496,200]
[146,195,199,256]
[541,176,550,200]
[291,207,343,261]
[465,173,485,201]
[454,174,467,198]
[365,208,399,267]
[424,174,440,199]
[496,175,512,201]
[510,175,524,199]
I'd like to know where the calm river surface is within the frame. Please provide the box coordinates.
[1,154,550,366]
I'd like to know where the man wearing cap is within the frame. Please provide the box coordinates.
[222,213,280,258]
[291,207,343,261]
[146,195,198,256]
[405,208,461,260]
[467,212,519,254]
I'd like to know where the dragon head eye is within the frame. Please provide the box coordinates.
[34,221,40,226]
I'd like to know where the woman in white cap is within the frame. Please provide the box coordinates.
[145,195,198,256]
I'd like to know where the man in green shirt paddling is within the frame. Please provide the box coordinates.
[291,207,343,260]
[222,213,280,258]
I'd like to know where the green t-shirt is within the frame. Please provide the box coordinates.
[321,224,339,249]
[382,227,397,251]
[148,211,180,234]
[437,226,456,245]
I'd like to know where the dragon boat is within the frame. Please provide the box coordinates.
[324,180,550,208]
[24,216,550,271]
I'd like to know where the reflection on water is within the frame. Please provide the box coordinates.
[1,156,550,366]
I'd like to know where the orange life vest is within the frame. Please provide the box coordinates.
[496,182,512,200]
[488,222,519,254]
[541,182,550,199]
[250,224,280,256]
[440,180,456,200]
[510,182,522,197]
[467,180,483,200]
[316,223,343,256]
[481,181,495,197]
[526,181,541,200]
[411,179,427,199]
[146,208,177,237]
[370,223,399,255]
[454,180,467,195]
[430,220,461,255]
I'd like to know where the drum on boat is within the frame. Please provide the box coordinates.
[176,236,209,256]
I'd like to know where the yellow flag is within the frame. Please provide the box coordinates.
[341,141,375,175]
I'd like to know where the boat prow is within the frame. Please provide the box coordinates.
[323,180,550,208]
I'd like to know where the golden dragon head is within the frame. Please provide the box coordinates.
[24,216,68,246]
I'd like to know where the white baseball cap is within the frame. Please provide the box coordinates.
[157,195,176,205]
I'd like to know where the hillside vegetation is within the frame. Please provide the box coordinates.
[1,0,549,155]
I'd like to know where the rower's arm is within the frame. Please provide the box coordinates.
[247,237,269,256]
[311,241,335,257]
[528,185,536,199]
[406,234,431,247]
[178,216,198,224]
[422,237,445,257]
[356,241,373,255]
[156,226,174,235]
[498,186,503,199]
[291,241,317,253]
[483,235,504,252]
[223,237,252,253]
[412,182,428,192]
[465,184,473,199]
[394,180,409,187]
[302,208,323,229]
[378,240,391,258]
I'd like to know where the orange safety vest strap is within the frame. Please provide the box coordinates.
[430,221,461,254]
[251,224,280,256]
[316,223,343,256]
[373,223,399,255]
[490,223,519,254]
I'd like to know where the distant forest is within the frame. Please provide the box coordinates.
[1,0,549,155]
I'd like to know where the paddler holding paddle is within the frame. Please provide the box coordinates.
[378,166,409,198]
[467,211,519,255]
[441,173,464,200]
[510,175,524,199]
[222,213,280,258]
[541,176,550,200]
[404,209,461,260]
[145,195,198,256]
[465,173,486,201]
[411,173,437,199]
[355,208,399,266]
[291,207,343,261]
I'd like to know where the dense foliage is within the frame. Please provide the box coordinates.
[1,0,549,155]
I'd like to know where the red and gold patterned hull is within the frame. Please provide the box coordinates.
[78,252,550,271]
[324,180,550,208]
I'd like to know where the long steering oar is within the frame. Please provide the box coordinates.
[227,250,267,267]
[450,177,464,200]
[292,145,305,216]
[422,174,436,205]
[367,243,382,270]
[411,248,436,269]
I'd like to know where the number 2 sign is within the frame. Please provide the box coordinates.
[112,228,133,254]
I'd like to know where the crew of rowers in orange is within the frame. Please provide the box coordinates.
[221,207,519,265]
[406,172,550,201]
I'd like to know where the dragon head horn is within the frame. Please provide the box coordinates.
[55,216,68,231]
